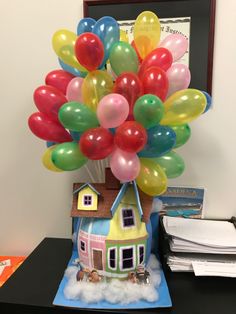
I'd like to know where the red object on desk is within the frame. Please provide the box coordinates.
[0,256,26,287]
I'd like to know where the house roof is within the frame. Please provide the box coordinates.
[73,183,101,195]
[79,217,110,236]
[71,183,114,219]
[71,181,153,223]
[110,181,144,219]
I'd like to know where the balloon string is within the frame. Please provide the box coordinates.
[97,160,101,182]
[94,161,100,182]
[98,160,103,182]
[99,159,105,182]
[84,164,96,183]
[106,157,110,168]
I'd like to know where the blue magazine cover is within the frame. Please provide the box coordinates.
[153,186,205,218]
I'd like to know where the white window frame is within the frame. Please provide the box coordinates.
[120,245,136,271]
[121,208,136,229]
[80,240,86,253]
[107,247,117,270]
[83,194,93,206]
[137,244,145,265]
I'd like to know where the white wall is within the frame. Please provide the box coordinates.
[0,0,235,255]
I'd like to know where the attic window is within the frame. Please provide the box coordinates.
[122,208,135,228]
[83,195,92,206]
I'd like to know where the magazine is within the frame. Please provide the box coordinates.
[153,186,205,218]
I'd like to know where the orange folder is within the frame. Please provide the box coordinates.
[0,256,26,287]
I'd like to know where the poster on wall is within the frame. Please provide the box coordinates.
[153,186,205,218]
[84,0,216,93]
[118,17,191,66]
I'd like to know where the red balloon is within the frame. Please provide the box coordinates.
[45,70,74,94]
[80,127,114,160]
[113,72,143,120]
[138,48,173,80]
[142,67,169,101]
[115,121,147,153]
[131,40,142,63]
[33,85,67,122]
[75,33,104,71]
[28,112,72,143]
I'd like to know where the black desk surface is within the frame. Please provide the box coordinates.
[0,238,235,314]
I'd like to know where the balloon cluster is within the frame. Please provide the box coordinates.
[28,11,212,197]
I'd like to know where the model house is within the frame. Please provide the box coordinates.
[71,169,153,278]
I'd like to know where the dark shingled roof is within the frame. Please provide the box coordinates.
[71,183,115,219]
[71,168,153,223]
[71,182,153,223]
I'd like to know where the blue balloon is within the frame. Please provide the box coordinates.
[138,125,176,158]
[202,91,212,113]
[69,130,82,142]
[93,16,120,64]
[58,58,87,78]
[46,141,56,148]
[98,61,107,70]
[109,128,116,135]
[77,18,96,35]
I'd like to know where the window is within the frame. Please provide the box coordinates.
[122,209,135,228]
[108,247,117,270]
[83,195,92,206]
[138,245,145,265]
[121,247,134,270]
[80,240,86,252]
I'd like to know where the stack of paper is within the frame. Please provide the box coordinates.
[162,216,236,277]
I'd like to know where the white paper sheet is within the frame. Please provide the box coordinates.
[163,216,236,248]
[0,259,11,276]
[192,261,236,277]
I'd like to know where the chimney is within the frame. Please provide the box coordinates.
[105,168,121,190]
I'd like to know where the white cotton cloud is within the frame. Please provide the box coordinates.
[63,254,161,304]
[148,254,161,270]
[151,198,163,213]
[72,232,76,244]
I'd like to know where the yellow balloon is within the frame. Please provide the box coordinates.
[136,158,167,196]
[134,11,161,59]
[161,89,207,125]
[42,146,63,172]
[82,70,114,112]
[120,29,129,43]
[52,29,86,72]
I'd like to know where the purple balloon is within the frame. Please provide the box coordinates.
[159,34,188,62]
[66,77,84,102]
[110,148,140,182]
[166,64,191,97]
[97,93,129,128]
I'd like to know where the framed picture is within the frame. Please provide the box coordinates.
[83,0,216,94]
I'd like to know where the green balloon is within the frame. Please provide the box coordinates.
[110,41,139,76]
[51,142,87,171]
[134,94,164,129]
[171,124,191,148]
[154,151,185,178]
[59,101,99,132]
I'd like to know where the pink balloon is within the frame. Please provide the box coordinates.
[110,148,140,182]
[159,34,188,62]
[97,94,129,128]
[166,63,191,97]
[66,77,84,102]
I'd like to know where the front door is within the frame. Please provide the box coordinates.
[92,249,103,270]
